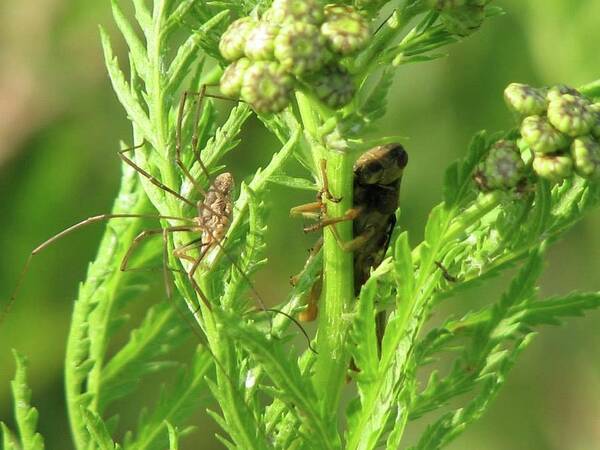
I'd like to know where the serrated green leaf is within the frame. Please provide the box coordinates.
[264,352,316,436]
[126,348,212,450]
[423,204,447,246]
[10,350,45,450]
[1,422,18,450]
[166,11,229,95]
[267,174,318,191]
[110,0,149,81]
[384,401,409,450]
[527,180,552,241]
[100,27,154,148]
[394,232,414,306]
[217,312,338,449]
[411,248,545,421]
[214,433,237,450]
[394,52,449,65]
[498,245,545,311]
[518,291,600,326]
[347,308,420,450]
[411,333,534,449]
[165,421,179,450]
[165,0,200,32]
[81,408,116,450]
[443,131,488,208]
[131,0,152,35]
[99,302,188,411]
[351,277,379,383]
[357,67,395,126]
[205,409,229,436]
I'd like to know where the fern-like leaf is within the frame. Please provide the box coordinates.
[9,350,45,450]
[125,348,212,450]
[518,291,600,326]
[98,302,189,412]
[81,408,117,449]
[217,312,338,449]
[443,131,488,209]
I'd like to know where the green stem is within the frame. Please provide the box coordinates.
[296,92,353,429]
[579,78,600,99]
[316,150,354,411]
[352,2,422,78]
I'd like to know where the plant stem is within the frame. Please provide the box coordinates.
[316,150,354,413]
[296,92,354,425]
[580,78,600,99]
[353,2,422,78]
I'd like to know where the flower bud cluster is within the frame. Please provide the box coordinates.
[504,82,600,183]
[218,1,371,113]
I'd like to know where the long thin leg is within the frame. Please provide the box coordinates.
[434,261,459,283]
[2,213,195,325]
[303,208,374,254]
[119,146,195,207]
[290,201,322,219]
[120,225,194,272]
[303,207,362,233]
[184,244,212,281]
[317,159,341,204]
[191,84,208,163]
[290,238,324,286]
[176,91,212,198]
[299,274,322,323]
[162,228,172,300]
[176,88,240,198]
[173,237,214,309]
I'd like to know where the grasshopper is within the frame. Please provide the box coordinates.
[291,143,408,349]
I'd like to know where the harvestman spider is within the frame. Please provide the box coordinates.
[3,89,312,349]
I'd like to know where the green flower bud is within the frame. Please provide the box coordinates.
[241,61,294,114]
[547,94,595,137]
[269,0,325,25]
[546,84,581,102]
[220,58,251,98]
[245,22,279,61]
[274,22,327,75]
[219,17,257,61]
[321,5,370,56]
[504,83,548,116]
[479,140,525,190]
[307,64,355,108]
[590,103,600,139]
[571,136,600,178]
[532,152,573,183]
[520,115,570,154]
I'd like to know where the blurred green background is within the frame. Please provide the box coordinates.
[1,1,599,448]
